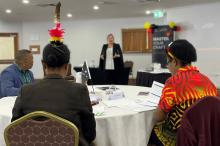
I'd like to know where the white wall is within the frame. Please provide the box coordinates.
[0,20,23,73]
[166,1,220,87]
[2,2,220,87]
[0,20,23,49]
[22,17,165,79]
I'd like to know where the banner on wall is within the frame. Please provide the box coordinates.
[152,25,174,68]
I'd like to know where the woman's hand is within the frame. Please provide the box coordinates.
[100,55,104,60]
[113,53,120,59]
[153,107,167,124]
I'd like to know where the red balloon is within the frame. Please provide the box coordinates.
[176,26,181,31]
[147,28,153,33]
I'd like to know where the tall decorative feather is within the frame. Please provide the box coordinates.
[49,2,64,42]
[54,2,61,23]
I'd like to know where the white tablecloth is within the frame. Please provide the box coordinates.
[0,85,156,146]
[138,68,170,73]
[0,96,16,146]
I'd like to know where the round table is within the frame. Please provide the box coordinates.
[89,85,156,146]
[0,85,156,146]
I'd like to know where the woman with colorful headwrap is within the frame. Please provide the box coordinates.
[148,39,217,146]
[11,2,96,146]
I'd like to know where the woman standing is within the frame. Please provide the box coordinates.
[99,33,124,84]
[99,33,124,71]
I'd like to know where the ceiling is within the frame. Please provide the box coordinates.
[0,0,219,22]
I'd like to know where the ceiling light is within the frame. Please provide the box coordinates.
[22,0,29,4]
[93,5,99,10]
[67,13,72,18]
[5,9,12,14]
[145,10,151,15]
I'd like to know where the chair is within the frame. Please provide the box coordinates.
[176,96,220,146]
[43,63,75,82]
[65,63,76,82]
[4,111,79,146]
[124,61,134,78]
[217,88,220,97]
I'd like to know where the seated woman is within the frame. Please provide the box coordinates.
[148,39,217,146]
[11,23,95,146]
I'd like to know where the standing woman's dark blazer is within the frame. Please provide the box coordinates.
[99,43,124,70]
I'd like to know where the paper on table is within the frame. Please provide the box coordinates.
[133,106,156,112]
[108,90,125,100]
[146,81,164,104]
[102,98,135,107]
[89,93,101,102]
[137,91,149,96]
[96,86,119,91]
[93,105,105,116]
[120,98,156,112]
[134,81,164,107]
[102,98,154,112]
[135,98,158,107]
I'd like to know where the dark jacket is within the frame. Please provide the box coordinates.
[11,74,96,145]
[99,43,124,70]
[0,64,34,97]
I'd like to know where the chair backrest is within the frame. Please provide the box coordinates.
[177,96,220,146]
[217,88,220,97]
[124,61,134,75]
[4,111,79,146]
[67,63,72,76]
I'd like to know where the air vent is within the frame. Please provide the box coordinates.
[36,3,56,7]
[138,0,160,3]
[98,1,119,5]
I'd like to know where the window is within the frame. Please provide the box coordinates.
[122,28,152,53]
[0,33,19,64]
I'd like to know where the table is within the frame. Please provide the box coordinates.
[0,86,156,146]
[0,96,16,146]
[74,67,130,85]
[136,70,171,87]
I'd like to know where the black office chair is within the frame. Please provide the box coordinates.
[124,61,134,78]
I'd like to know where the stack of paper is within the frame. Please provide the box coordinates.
[102,98,155,112]
[89,93,101,103]
[108,90,125,100]
[145,81,164,106]
[102,98,133,107]
[134,81,164,107]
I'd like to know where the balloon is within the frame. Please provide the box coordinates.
[144,22,151,29]
[175,26,181,31]
[147,28,153,33]
[169,21,175,28]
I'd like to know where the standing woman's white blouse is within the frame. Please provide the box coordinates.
[105,47,114,70]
